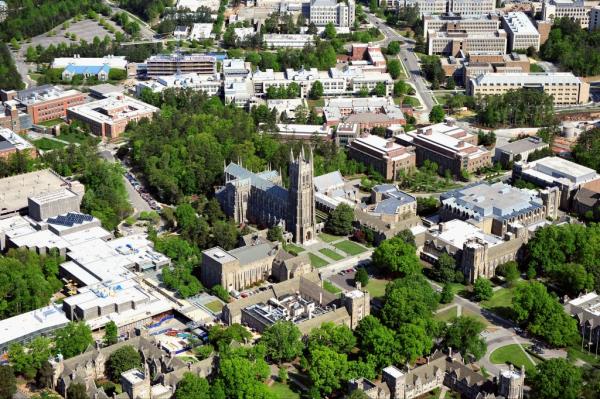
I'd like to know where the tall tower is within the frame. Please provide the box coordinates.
[288,147,316,244]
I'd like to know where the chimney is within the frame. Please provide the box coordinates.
[425,128,433,135]
[385,141,393,148]
[438,223,445,233]
[457,140,465,148]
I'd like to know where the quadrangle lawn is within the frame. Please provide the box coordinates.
[205,300,224,313]
[318,232,344,243]
[323,280,342,294]
[481,287,516,320]
[490,344,536,374]
[319,248,344,261]
[364,277,389,298]
[266,382,300,399]
[308,253,329,268]
[435,305,458,322]
[34,138,67,151]
[334,240,367,256]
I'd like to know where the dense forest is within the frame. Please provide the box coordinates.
[540,17,600,77]
[127,88,367,204]
[475,88,555,128]
[572,128,600,173]
[0,0,110,41]
[0,43,24,90]
[117,0,173,21]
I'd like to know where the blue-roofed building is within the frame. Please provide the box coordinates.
[216,147,318,244]
[62,63,111,81]
[439,181,559,236]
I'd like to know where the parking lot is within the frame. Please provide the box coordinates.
[125,170,162,211]
[328,268,358,292]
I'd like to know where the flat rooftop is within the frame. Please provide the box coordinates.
[0,304,69,348]
[496,137,547,155]
[472,72,583,86]
[67,96,159,126]
[523,156,598,186]
[429,219,503,249]
[0,128,34,152]
[0,170,72,216]
[502,12,538,35]
[441,182,543,220]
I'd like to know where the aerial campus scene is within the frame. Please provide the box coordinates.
[1,0,600,398]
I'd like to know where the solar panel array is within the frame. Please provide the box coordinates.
[47,213,93,227]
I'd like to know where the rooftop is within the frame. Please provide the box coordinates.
[472,72,583,86]
[146,53,217,63]
[16,85,83,106]
[520,156,598,187]
[496,137,547,155]
[429,219,503,249]
[0,304,69,348]
[0,128,34,152]
[441,182,543,221]
[51,55,127,70]
[229,242,277,266]
[67,95,159,126]
[502,12,539,35]
[224,162,288,201]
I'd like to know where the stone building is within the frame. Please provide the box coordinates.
[51,335,215,399]
[349,349,525,399]
[217,147,317,244]
[564,291,600,356]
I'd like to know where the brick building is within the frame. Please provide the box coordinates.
[348,134,416,180]
[15,85,86,125]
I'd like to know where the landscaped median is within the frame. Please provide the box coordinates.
[489,344,537,374]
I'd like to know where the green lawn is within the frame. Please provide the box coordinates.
[308,253,329,268]
[435,305,458,322]
[38,118,64,127]
[365,277,389,298]
[33,138,66,151]
[530,63,545,73]
[205,300,224,313]
[267,382,300,399]
[435,94,448,105]
[318,232,344,243]
[490,344,536,374]
[567,344,600,367]
[323,280,342,294]
[481,287,516,320]
[285,243,304,255]
[58,130,92,144]
[307,98,325,108]
[462,308,490,327]
[394,96,421,107]
[319,248,344,261]
[333,240,367,256]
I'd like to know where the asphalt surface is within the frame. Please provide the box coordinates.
[365,12,436,112]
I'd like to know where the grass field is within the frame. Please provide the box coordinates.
[307,98,325,108]
[318,232,344,243]
[365,277,389,298]
[481,287,516,320]
[462,308,490,327]
[34,138,66,151]
[285,243,304,255]
[490,344,536,374]
[205,300,224,313]
[309,253,329,268]
[530,63,545,73]
[58,130,92,144]
[435,305,458,322]
[435,94,448,105]
[38,118,63,127]
[323,280,342,294]
[267,382,300,399]
[394,96,421,107]
[319,248,344,261]
[334,240,367,256]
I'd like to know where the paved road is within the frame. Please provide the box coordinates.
[99,149,152,213]
[365,13,436,113]
[103,0,156,41]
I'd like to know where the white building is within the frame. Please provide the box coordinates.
[275,124,334,140]
[263,34,316,48]
[222,59,252,78]
[501,12,540,52]
[189,23,215,40]
[135,73,222,97]
[234,27,256,41]
[427,30,507,56]
[468,72,590,106]
[51,55,128,70]
[402,0,494,17]
[309,0,356,27]
[542,0,589,29]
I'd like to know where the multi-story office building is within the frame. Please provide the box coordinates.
[263,34,316,48]
[542,0,589,28]
[395,121,492,176]
[348,134,415,180]
[66,95,159,140]
[427,29,507,56]
[145,53,217,76]
[467,72,590,106]
[590,5,600,31]
[501,12,540,51]
[15,85,86,125]
[448,0,495,16]
[0,128,36,159]
[135,73,222,97]
[310,0,356,27]
[322,97,406,130]
[423,13,501,34]
[403,0,447,16]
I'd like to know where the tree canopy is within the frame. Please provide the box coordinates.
[54,322,93,359]
[475,88,555,128]
[260,321,303,363]
[443,316,487,360]
[573,128,600,173]
[325,203,355,236]
[175,373,211,399]
[530,358,582,399]
[372,236,422,276]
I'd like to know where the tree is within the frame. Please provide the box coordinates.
[267,226,284,242]
[260,321,303,363]
[496,261,520,286]
[107,345,142,382]
[211,220,238,250]
[175,373,211,399]
[373,82,387,96]
[355,267,369,288]
[349,390,370,399]
[307,22,318,34]
[573,128,600,172]
[380,275,439,331]
[387,41,400,55]
[0,366,16,399]
[372,236,421,276]
[393,80,408,97]
[446,76,455,90]
[530,358,582,399]
[324,22,337,39]
[104,321,118,346]
[432,253,460,283]
[429,105,445,123]
[215,352,272,399]
[309,80,324,99]
[473,278,493,302]
[387,60,401,79]
[306,346,349,397]
[67,383,88,399]
[54,322,93,359]
[355,316,404,370]
[326,203,354,236]
[440,284,454,304]
[308,322,356,354]
[395,229,416,247]
[512,281,579,347]
[444,316,487,360]
[278,367,288,383]
[211,284,230,302]
[36,361,55,389]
